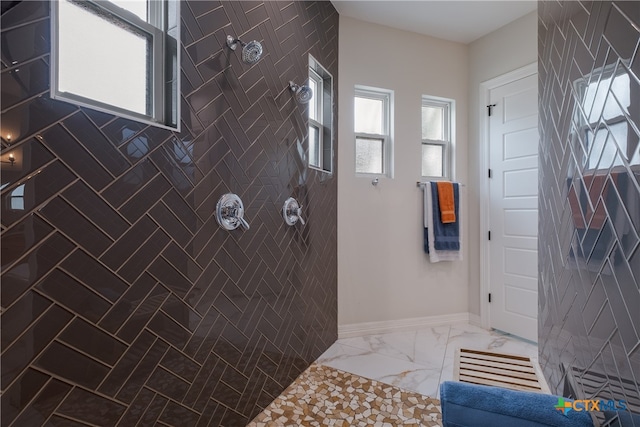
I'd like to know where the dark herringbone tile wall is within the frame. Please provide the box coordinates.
[0,1,338,425]
[538,1,639,424]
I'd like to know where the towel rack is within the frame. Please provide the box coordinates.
[416,181,465,187]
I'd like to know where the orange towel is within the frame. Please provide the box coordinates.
[437,181,456,223]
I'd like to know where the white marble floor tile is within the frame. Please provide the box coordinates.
[317,342,443,397]
[335,326,450,370]
[316,323,540,400]
[378,365,443,398]
[317,342,368,364]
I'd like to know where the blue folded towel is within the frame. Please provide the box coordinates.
[430,182,460,251]
[440,381,594,427]
[424,227,430,254]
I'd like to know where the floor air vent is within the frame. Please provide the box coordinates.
[454,348,549,393]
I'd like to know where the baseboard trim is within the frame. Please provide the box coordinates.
[468,313,481,327]
[338,312,471,339]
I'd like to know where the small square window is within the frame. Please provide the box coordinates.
[355,97,384,134]
[422,143,444,177]
[422,105,445,141]
[355,137,384,174]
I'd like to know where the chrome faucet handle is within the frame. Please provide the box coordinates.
[295,205,305,225]
[216,193,250,231]
[282,197,305,226]
[238,216,250,230]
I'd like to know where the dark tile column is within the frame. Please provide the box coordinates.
[0,1,338,425]
[538,1,640,424]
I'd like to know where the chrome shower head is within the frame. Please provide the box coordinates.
[241,40,263,64]
[226,35,263,64]
[289,81,313,104]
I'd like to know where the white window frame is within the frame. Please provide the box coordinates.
[421,95,455,180]
[50,0,180,131]
[309,67,324,170]
[354,86,393,177]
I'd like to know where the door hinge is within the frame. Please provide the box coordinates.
[488,293,492,303]
[488,231,491,240]
[488,168,492,178]
[487,103,497,116]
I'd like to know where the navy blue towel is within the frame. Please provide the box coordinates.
[430,182,460,251]
[424,227,430,254]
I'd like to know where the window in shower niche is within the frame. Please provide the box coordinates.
[354,86,393,177]
[51,0,180,131]
[308,56,333,173]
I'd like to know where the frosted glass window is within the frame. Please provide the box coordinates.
[354,86,392,176]
[354,97,383,134]
[51,0,180,130]
[422,144,444,177]
[58,0,150,115]
[353,86,393,178]
[422,105,444,140]
[421,96,453,178]
[111,0,147,21]
[309,125,320,168]
[355,137,383,174]
[309,77,318,121]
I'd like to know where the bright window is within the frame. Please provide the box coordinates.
[51,0,180,130]
[308,57,333,173]
[421,96,454,179]
[309,68,323,170]
[354,86,392,176]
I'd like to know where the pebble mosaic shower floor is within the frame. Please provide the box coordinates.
[248,364,443,426]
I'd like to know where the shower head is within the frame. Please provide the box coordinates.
[289,81,313,104]
[226,35,263,64]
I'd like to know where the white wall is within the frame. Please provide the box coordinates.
[467,11,538,315]
[337,16,469,326]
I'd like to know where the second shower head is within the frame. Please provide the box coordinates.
[226,35,263,64]
[289,81,313,104]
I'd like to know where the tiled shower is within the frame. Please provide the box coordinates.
[1,1,338,425]
[538,1,639,424]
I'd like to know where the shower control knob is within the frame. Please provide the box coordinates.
[294,206,305,225]
[216,193,250,231]
[282,197,305,226]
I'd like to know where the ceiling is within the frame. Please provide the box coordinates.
[330,1,537,44]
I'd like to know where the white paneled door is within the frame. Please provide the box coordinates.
[488,73,539,342]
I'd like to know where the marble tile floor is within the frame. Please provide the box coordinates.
[315,322,540,399]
